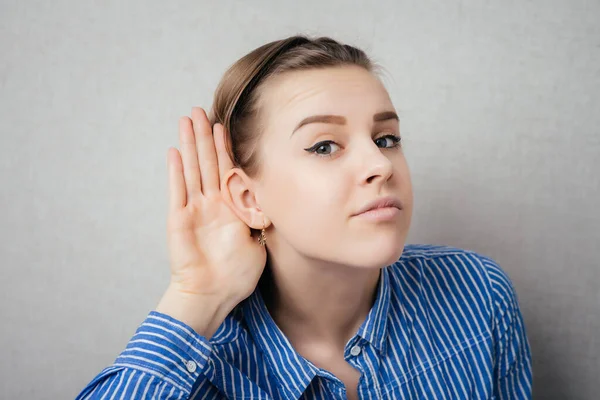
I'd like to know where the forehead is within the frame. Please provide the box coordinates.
[258,66,393,128]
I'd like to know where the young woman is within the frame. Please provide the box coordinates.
[76,35,532,399]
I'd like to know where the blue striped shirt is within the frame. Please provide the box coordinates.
[76,244,532,399]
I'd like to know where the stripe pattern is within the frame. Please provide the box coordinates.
[76,244,532,399]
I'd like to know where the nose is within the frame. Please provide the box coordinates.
[357,140,394,186]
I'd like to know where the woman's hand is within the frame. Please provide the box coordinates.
[156,107,267,337]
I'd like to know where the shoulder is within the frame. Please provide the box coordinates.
[388,244,519,323]
[393,243,517,294]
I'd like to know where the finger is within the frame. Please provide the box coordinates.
[213,123,235,182]
[191,107,220,196]
[167,147,186,212]
[179,116,202,199]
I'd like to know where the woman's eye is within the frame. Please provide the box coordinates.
[375,134,402,148]
[304,135,401,157]
[304,141,340,156]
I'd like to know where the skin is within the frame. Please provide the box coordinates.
[222,65,414,395]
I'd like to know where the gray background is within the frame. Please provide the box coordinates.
[1,0,598,399]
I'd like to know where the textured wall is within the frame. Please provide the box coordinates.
[1,1,598,398]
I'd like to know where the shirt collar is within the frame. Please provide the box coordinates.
[356,266,391,354]
[242,287,317,400]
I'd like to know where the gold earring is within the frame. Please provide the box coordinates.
[258,222,266,246]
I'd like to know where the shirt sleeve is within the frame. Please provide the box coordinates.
[483,258,533,399]
[75,311,216,399]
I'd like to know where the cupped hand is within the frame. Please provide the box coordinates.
[165,107,267,306]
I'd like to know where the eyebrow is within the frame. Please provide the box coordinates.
[291,111,399,136]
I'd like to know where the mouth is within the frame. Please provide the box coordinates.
[354,207,401,222]
[353,196,403,217]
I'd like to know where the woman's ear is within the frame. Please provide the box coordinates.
[221,168,268,230]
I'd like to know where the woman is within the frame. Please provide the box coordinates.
[76,35,532,399]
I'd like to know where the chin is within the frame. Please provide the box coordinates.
[349,241,406,269]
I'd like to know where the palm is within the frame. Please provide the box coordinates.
[166,107,266,302]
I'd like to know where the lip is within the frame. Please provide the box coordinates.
[353,196,403,217]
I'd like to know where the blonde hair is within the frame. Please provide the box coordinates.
[208,35,377,178]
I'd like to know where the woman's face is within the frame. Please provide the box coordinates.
[253,65,413,269]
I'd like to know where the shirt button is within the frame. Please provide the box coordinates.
[186,360,197,373]
[350,345,362,356]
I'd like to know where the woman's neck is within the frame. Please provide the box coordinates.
[260,254,381,350]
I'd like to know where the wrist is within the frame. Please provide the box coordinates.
[155,283,236,339]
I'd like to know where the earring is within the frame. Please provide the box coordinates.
[258,222,267,246]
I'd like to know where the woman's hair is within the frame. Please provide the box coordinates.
[207,35,378,178]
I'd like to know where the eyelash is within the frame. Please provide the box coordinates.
[304,134,402,158]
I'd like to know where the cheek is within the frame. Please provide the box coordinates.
[398,160,414,210]
[266,164,348,220]
[260,164,352,247]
